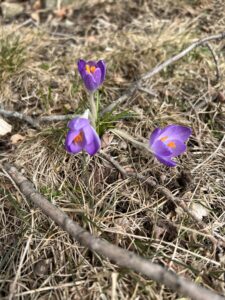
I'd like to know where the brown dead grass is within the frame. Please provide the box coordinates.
[0,0,225,299]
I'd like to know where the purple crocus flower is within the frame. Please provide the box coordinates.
[77,59,106,92]
[149,125,192,167]
[65,117,101,156]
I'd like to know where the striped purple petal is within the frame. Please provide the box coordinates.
[65,116,101,156]
[68,117,90,131]
[77,59,106,92]
[96,60,106,84]
[149,124,191,167]
[155,155,177,167]
[159,125,192,143]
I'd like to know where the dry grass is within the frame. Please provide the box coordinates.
[1,0,225,299]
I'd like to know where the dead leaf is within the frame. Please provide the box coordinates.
[153,225,166,240]
[86,36,97,43]
[64,103,72,111]
[10,134,25,144]
[190,203,209,221]
[31,12,40,23]
[113,75,127,84]
[32,0,44,11]
[0,118,12,136]
[118,140,127,150]
[54,6,72,19]
[124,166,135,174]
[214,92,225,103]
[101,132,114,149]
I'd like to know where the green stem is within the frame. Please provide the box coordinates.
[88,93,97,128]
[111,128,153,154]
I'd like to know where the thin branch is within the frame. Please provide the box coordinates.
[2,162,224,300]
[205,42,220,82]
[141,32,225,81]
[99,152,225,247]
[102,31,225,114]
[40,114,78,123]
[0,109,40,129]
[0,108,78,128]
[138,86,158,97]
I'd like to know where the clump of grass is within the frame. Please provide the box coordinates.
[0,35,25,81]
[97,110,135,136]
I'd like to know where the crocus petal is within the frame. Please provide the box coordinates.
[68,117,90,131]
[77,59,86,75]
[65,129,80,146]
[155,155,177,167]
[83,129,101,155]
[83,73,98,92]
[83,125,101,155]
[65,116,100,156]
[151,140,172,157]
[92,68,102,86]
[82,124,96,144]
[78,59,106,92]
[97,60,106,84]
[66,141,84,154]
[87,60,97,67]
[159,125,192,143]
[83,125,101,144]
[168,140,186,157]
[84,138,100,156]
[149,128,162,146]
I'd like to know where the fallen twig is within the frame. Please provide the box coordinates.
[0,109,40,129]
[102,31,225,114]
[40,114,78,122]
[205,42,220,82]
[0,108,78,129]
[99,152,225,248]
[2,162,224,300]
[141,32,225,81]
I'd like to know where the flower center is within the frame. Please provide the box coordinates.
[167,141,176,148]
[85,64,96,74]
[160,136,176,148]
[73,131,83,144]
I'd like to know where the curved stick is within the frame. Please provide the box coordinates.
[2,163,224,300]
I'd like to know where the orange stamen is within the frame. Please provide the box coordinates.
[73,132,83,143]
[90,66,96,73]
[167,141,176,148]
[160,136,168,142]
[85,65,91,73]
[85,64,96,74]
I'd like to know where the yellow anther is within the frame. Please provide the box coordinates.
[90,66,96,73]
[85,64,96,74]
[85,65,91,73]
[74,132,83,143]
[167,141,176,149]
